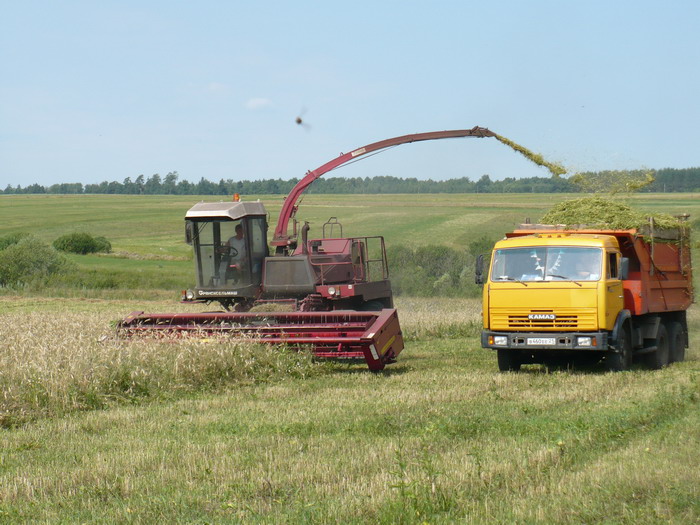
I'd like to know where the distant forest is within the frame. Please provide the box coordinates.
[3,167,699,195]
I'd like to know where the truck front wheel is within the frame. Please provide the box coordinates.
[497,349,521,372]
[606,324,632,372]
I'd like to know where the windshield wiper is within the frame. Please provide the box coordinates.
[498,277,528,287]
[548,274,582,287]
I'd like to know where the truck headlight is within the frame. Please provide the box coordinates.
[328,286,337,296]
[185,290,195,301]
[494,336,508,346]
[577,336,592,347]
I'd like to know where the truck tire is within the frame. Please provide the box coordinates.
[605,324,632,372]
[497,349,521,372]
[646,324,669,369]
[667,322,685,364]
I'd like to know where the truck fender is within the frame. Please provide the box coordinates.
[611,310,632,348]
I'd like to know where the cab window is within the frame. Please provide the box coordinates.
[607,252,619,279]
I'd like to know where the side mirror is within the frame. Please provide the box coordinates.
[620,257,629,280]
[185,221,194,245]
[475,254,485,285]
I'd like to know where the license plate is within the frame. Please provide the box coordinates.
[527,337,556,346]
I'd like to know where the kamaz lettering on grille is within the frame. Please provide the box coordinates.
[528,313,556,320]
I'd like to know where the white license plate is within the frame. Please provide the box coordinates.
[527,337,556,346]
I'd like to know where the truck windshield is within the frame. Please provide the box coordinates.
[491,246,602,282]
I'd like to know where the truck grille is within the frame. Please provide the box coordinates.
[489,308,597,331]
[507,314,578,329]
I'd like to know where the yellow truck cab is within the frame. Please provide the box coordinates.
[478,227,692,372]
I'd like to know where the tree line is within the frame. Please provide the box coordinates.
[2,167,699,195]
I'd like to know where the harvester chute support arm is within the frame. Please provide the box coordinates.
[271,126,496,248]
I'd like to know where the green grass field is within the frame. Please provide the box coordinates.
[0,193,698,523]
[6,192,696,259]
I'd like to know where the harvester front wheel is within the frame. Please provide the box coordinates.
[497,349,521,372]
[358,300,385,311]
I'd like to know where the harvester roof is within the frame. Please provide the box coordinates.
[185,200,267,220]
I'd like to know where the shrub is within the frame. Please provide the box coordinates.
[0,236,72,287]
[94,236,112,253]
[0,232,29,251]
[468,235,498,257]
[53,232,112,254]
[387,245,483,298]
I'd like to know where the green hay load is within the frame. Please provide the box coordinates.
[540,197,689,236]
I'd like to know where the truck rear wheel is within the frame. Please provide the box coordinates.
[646,324,669,369]
[667,322,685,364]
[497,349,521,372]
[606,324,631,372]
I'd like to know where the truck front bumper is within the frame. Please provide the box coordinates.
[482,331,609,351]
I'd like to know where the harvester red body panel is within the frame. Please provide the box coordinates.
[117,309,404,371]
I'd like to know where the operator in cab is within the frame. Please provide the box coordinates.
[225,224,247,262]
[218,223,248,284]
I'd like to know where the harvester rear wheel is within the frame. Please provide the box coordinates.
[497,349,521,372]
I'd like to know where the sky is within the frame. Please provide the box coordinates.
[1,1,699,188]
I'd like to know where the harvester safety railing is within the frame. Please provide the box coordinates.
[308,236,388,285]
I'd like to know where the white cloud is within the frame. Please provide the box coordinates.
[245,97,273,110]
[206,82,228,93]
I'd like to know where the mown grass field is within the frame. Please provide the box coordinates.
[0,193,699,523]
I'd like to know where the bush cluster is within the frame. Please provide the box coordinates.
[53,232,112,254]
[387,236,497,298]
[0,232,114,289]
[0,232,29,251]
[0,235,72,287]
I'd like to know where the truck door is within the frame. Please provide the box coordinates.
[604,251,624,330]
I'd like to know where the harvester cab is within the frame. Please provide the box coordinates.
[184,199,269,308]
[183,197,393,312]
